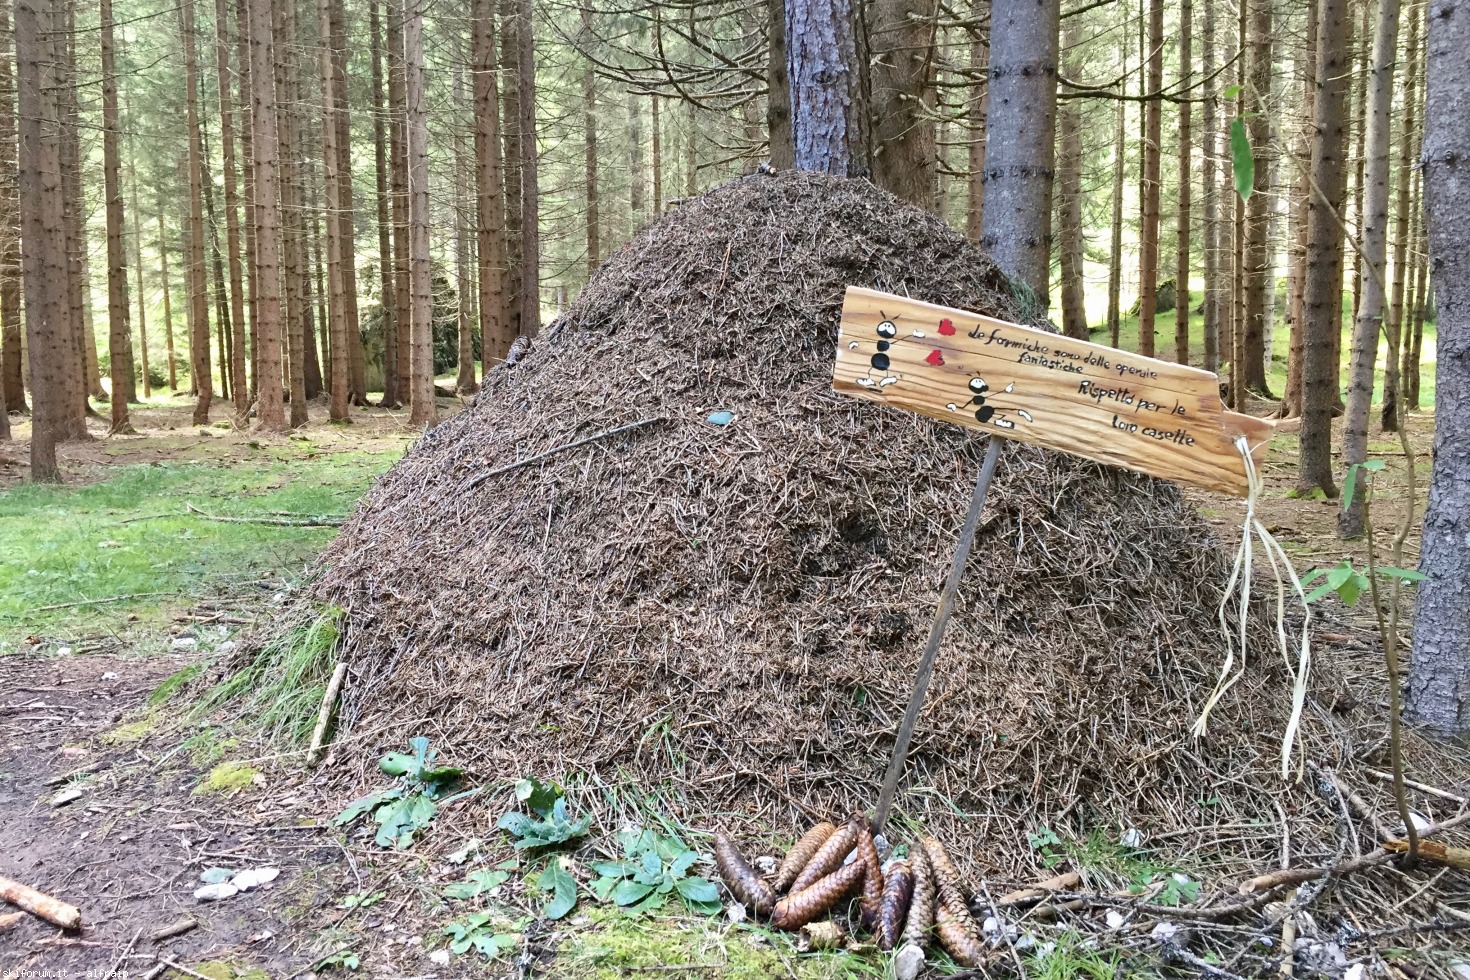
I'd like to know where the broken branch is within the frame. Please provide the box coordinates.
[0,874,82,930]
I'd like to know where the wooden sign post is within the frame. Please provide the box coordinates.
[832,288,1278,831]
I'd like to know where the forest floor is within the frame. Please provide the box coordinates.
[0,394,1454,980]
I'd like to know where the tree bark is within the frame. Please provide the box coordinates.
[1406,0,1470,736]
[320,0,349,421]
[1380,7,1422,432]
[126,123,150,400]
[1241,0,1273,393]
[1405,117,1427,410]
[453,66,476,395]
[16,0,75,477]
[516,0,539,338]
[1174,0,1193,365]
[234,0,257,401]
[387,0,412,400]
[1297,0,1355,496]
[1055,23,1085,341]
[58,0,96,414]
[979,0,1060,304]
[1340,0,1402,537]
[158,208,178,391]
[765,0,793,170]
[785,0,869,176]
[328,0,364,405]
[1280,0,1318,419]
[213,0,248,420]
[475,0,508,362]
[1106,23,1127,348]
[499,0,523,338]
[629,88,644,219]
[1200,0,1220,373]
[867,0,938,207]
[182,0,212,424]
[0,0,24,416]
[101,0,133,432]
[581,9,598,278]
[370,0,397,406]
[1137,0,1163,356]
[275,0,307,427]
[965,0,987,240]
[247,0,285,430]
[404,0,434,425]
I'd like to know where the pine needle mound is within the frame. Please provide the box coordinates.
[308,171,1330,873]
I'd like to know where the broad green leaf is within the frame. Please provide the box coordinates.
[669,850,700,878]
[588,876,619,902]
[335,788,398,825]
[1378,567,1425,582]
[1222,83,1242,99]
[379,753,416,777]
[1363,459,1387,472]
[612,879,656,906]
[1230,119,1254,202]
[641,850,663,878]
[675,877,719,905]
[443,869,510,900]
[1338,572,1367,607]
[588,860,635,878]
[515,777,562,816]
[1342,464,1360,511]
[540,863,578,920]
[1304,581,1339,604]
[1326,564,1355,589]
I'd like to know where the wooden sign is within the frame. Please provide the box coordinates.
[834,287,1275,496]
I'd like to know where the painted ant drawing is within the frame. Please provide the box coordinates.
[947,377,1033,430]
[849,311,926,388]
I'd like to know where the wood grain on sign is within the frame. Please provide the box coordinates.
[833,288,1275,496]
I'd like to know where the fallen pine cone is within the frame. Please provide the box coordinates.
[713,830,776,914]
[770,858,866,931]
[935,903,987,967]
[903,842,935,947]
[773,821,836,892]
[788,819,859,894]
[922,835,970,917]
[875,860,914,950]
[855,818,885,931]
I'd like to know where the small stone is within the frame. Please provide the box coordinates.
[724,902,747,924]
[57,646,73,657]
[171,637,198,650]
[1105,910,1126,930]
[194,883,239,902]
[101,671,119,681]
[231,867,280,891]
[429,949,451,967]
[894,942,926,980]
[50,787,83,807]
[200,867,236,884]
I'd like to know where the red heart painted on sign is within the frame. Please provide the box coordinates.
[938,318,956,336]
[925,349,945,366]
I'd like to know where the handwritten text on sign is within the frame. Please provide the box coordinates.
[833,288,1275,497]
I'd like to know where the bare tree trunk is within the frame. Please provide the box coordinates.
[157,208,178,391]
[101,0,132,432]
[453,66,476,395]
[370,0,397,406]
[629,88,645,220]
[200,121,233,407]
[765,0,793,170]
[1347,0,1369,332]
[1056,23,1085,341]
[1340,0,1403,536]
[126,126,150,400]
[651,94,662,215]
[1136,0,1163,355]
[235,0,257,402]
[248,0,285,430]
[1107,23,1127,348]
[1281,0,1318,418]
[320,0,349,421]
[17,0,75,476]
[213,0,248,420]
[980,0,1060,303]
[276,0,307,427]
[182,0,212,424]
[785,0,870,176]
[328,0,364,405]
[1241,0,1273,394]
[581,10,598,278]
[685,97,696,195]
[59,1,97,414]
[0,0,24,416]
[1297,0,1355,496]
[404,0,434,425]
[1405,116,1427,410]
[1406,0,1470,735]
[499,0,523,338]
[868,0,938,207]
[475,0,508,363]
[1174,0,1193,365]
[965,0,987,240]
[387,0,412,400]
[1381,6,1422,432]
[516,0,539,337]
[1200,0,1220,373]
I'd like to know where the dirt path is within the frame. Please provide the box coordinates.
[0,653,349,979]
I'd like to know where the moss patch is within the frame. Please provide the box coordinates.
[166,963,269,980]
[101,714,158,745]
[193,761,259,796]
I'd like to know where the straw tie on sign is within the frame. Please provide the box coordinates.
[1192,435,1313,779]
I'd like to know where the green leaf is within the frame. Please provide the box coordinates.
[375,793,438,848]
[668,850,700,878]
[1377,567,1425,582]
[612,879,656,906]
[1362,459,1387,472]
[335,788,397,826]
[1342,464,1360,511]
[641,849,663,878]
[589,860,635,878]
[1338,571,1368,607]
[443,869,510,900]
[1326,563,1355,589]
[1222,83,1242,99]
[514,777,562,817]
[1304,581,1339,604]
[1230,119,1255,202]
[540,863,578,920]
[675,877,719,905]
[588,876,619,902]
[379,753,416,777]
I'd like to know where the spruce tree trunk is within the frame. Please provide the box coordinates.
[1055,22,1085,341]
[1297,0,1355,496]
[0,0,25,416]
[59,1,97,415]
[326,0,364,405]
[765,0,793,170]
[101,0,133,432]
[1405,123,1427,409]
[1347,0,1369,332]
[1107,23,1127,349]
[215,0,248,420]
[275,0,307,427]
[1241,0,1273,393]
[651,95,661,214]
[247,0,285,430]
[1381,8,1422,432]
[387,0,412,400]
[1201,0,1220,373]
[629,89,644,219]
[453,66,477,395]
[1281,0,1318,419]
[581,10,598,279]
[965,0,987,240]
[1406,0,1470,737]
[404,0,434,425]
[182,0,212,424]
[868,0,938,207]
[499,0,523,338]
[475,0,508,362]
[1174,0,1193,365]
[1136,0,1163,356]
[158,209,178,391]
[785,0,870,176]
[1340,0,1402,537]
[235,0,257,400]
[516,0,539,337]
[16,0,74,477]
[369,0,396,405]
[126,136,150,400]
[320,0,349,421]
[980,0,1060,301]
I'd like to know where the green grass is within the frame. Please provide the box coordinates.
[1088,286,1438,409]
[0,443,402,649]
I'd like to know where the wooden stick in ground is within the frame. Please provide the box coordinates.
[997,871,1081,906]
[0,875,82,929]
[306,661,350,766]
